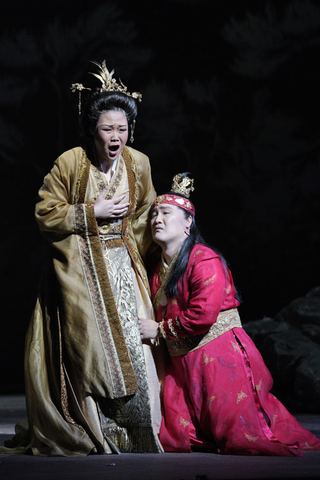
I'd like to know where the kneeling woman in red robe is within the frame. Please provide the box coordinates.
[139,172,320,456]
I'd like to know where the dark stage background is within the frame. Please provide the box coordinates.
[1,0,320,393]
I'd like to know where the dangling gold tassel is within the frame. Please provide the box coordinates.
[130,119,136,143]
[70,83,91,117]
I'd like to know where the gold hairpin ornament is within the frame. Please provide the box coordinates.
[71,60,142,115]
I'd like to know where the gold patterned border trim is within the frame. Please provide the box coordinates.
[168,318,179,338]
[166,308,242,356]
[121,148,149,290]
[87,232,138,395]
[74,209,128,396]
[91,163,108,193]
[101,237,124,248]
[74,149,91,204]
[57,309,86,432]
[74,206,137,397]
[158,320,166,339]
[122,146,136,231]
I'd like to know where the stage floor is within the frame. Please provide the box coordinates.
[1,395,320,480]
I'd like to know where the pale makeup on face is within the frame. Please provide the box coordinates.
[93,111,129,170]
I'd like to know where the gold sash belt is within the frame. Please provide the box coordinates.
[166,308,242,356]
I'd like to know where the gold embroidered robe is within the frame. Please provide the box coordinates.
[2,146,162,456]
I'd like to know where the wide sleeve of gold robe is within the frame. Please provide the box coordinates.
[1,146,163,456]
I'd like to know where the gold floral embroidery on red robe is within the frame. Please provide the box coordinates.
[272,414,278,428]
[231,341,240,352]
[208,396,217,410]
[180,417,191,428]
[244,433,258,442]
[236,391,248,404]
[255,379,262,391]
[203,274,217,286]
[202,351,215,365]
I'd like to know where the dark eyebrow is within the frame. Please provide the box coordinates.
[98,123,128,127]
[158,205,173,211]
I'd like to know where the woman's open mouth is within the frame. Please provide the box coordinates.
[109,145,120,158]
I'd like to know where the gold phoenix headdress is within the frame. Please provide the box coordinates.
[71,60,142,116]
[152,173,195,216]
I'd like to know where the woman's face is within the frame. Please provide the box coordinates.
[93,110,129,164]
[150,204,192,250]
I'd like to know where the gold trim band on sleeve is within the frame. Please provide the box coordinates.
[167,318,179,338]
[158,320,166,339]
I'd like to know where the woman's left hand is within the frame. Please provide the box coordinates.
[139,317,159,340]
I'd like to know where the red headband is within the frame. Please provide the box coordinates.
[152,194,195,216]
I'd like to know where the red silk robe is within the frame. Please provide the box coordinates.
[149,244,320,456]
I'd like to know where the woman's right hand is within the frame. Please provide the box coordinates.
[94,187,129,219]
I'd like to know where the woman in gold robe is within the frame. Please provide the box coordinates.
[1,62,163,456]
